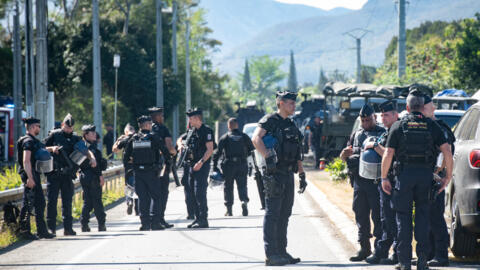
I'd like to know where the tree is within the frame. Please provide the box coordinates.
[241,59,251,92]
[114,0,140,34]
[287,50,298,92]
[317,68,328,93]
[454,14,480,92]
[360,65,376,83]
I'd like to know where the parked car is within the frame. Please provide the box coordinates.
[446,102,480,257]
[434,109,465,129]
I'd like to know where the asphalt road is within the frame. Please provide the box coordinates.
[1,174,479,270]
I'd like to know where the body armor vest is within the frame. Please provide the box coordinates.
[225,133,247,160]
[132,133,155,166]
[396,113,435,166]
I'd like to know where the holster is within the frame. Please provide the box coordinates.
[263,174,284,198]
[429,180,442,203]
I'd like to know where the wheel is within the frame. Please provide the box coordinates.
[450,193,477,257]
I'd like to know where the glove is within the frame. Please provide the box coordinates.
[265,155,276,175]
[298,172,307,194]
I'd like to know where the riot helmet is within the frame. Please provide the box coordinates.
[34,148,54,173]
[359,137,382,180]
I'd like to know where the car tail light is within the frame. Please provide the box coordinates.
[470,150,480,168]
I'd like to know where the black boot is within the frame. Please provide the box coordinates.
[160,219,174,228]
[225,206,233,216]
[37,231,55,239]
[349,241,371,262]
[187,219,198,228]
[427,258,449,267]
[395,263,411,270]
[265,255,289,266]
[380,254,398,265]
[241,201,248,216]
[191,219,209,228]
[64,228,77,236]
[139,224,151,231]
[81,224,91,232]
[417,254,429,270]
[98,223,106,232]
[151,223,165,231]
[283,253,301,264]
[365,253,383,264]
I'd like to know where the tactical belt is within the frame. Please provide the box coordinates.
[134,164,157,170]
[225,157,246,163]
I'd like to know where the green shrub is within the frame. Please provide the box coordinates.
[325,158,348,182]
[0,165,22,191]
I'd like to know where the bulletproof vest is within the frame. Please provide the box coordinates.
[17,135,41,171]
[51,130,78,169]
[272,116,302,165]
[396,113,435,166]
[352,126,385,155]
[225,132,247,160]
[132,133,156,166]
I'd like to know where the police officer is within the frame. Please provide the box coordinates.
[381,91,453,270]
[182,108,214,229]
[252,91,307,266]
[422,95,452,267]
[79,124,107,232]
[308,112,323,168]
[213,117,255,216]
[340,104,384,262]
[124,116,168,231]
[149,107,177,228]
[113,123,137,215]
[44,114,85,236]
[364,101,399,265]
[17,117,55,240]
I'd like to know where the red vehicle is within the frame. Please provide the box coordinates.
[0,106,26,161]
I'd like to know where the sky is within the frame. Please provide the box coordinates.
[275,0,368,10]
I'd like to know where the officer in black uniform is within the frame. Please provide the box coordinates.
[213,117,255,216]
[124,116,169,231]
[149,107,177,228]
[364,101,399,265]
[79,124,107,232]
[182,108,214,229]
[17,117,55,240]
[44,114,83,236]
[252,91,307,266]
[422,95,452,267]
[381,90,453,270]
[113,123,137,215]
[340,104,385,262]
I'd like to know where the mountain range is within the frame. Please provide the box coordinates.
[200,0,480,84]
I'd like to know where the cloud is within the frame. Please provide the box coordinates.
[275,0,368,10]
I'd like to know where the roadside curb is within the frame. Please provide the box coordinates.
[305,178,359,249]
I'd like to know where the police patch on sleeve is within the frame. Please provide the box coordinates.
[207,133,212,141]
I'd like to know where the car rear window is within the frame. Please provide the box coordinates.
[456,109,479,141]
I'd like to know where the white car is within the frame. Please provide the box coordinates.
[242,122,266,170]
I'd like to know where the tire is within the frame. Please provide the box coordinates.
[450,193,477,257]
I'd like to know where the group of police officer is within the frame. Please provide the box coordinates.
[341,88,454,270]
[17,114,108,239]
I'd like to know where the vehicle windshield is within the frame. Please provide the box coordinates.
[436,115,463,128]
[243,125,257,138]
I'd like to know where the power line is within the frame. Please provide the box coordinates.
[343,28,371,83]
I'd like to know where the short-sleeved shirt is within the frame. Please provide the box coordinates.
[124,130,168,167]
[213,129,254,164]
[17,134,41,174]
[152,123,172,140]
[386,112,447,150]
[80,141,104,177]
[191,124,214,163]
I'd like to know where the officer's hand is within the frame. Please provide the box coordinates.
[99,176,105,186]
[26,178,35,189]
[53,146,61,154]
[438,177,450,194]
[193,161,203,171]
[363,142,375,150]
[381,179,392,195]
[298,172,307,194]
[90,158,97,168]
[340,146,353,159]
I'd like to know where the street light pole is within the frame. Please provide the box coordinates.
[113,54,120,159]
[156,0,164,107]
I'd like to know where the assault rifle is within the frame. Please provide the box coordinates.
[176,128,195,168]
[251,152,266,209]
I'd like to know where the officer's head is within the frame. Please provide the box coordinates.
[23,117,41,136]
[82,124,97,143]
[186,108,203,128]
[148,107,164,124]
[105,124,113,131]
[422,94,436,119]
[359,104,376,131]
[276,91,297,116]
[379,101,398,129]
[61,113,74,134]
[406,90,425,113]
[227,117,239,131]
[137,115,152,131]
[124,123,135,135]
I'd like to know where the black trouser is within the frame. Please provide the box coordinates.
[46,173,74,231]
[158,166,171,220]
[182,166,196,217]
[80,171,106,227]
[19,172,48,234]
[429,190,449,261]
[263,170,294,257]
[375,183,398,258]
[135,169,162,226]
[352,177,382,250]
[188,163,210,222]
[313,145,322,168]
[222,160,249,207]
[392,166,432,265]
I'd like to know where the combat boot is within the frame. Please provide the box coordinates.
[81,225,91,232]
[139,224,151,231]
[37,231,55,239]
[265,255,289,266]
[187,220,198,228]
[365,253,383,264]
[427,258,449,267]
[225,206,233,216]
[395,263,411,270]
[20,231,39,240]
[241,201,248,216]
[349,240,371,262]
[283,253,301,264]
[380,254,398,265]
[191,220,209,228]
[151,223,165,231]
[416,254,429,270]
[98,223,107,232]
[64,228,77,236]
[160,219,174,228]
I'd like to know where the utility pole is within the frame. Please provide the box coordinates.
[13,0,23,159]
[398,0,406,78]
[344,28,370,83]
[25,0,34,117]
[156,0,164,107]
[92,0,103,149]
[185,19,191,115]
[36,0,48,138]
[171,0,179,141]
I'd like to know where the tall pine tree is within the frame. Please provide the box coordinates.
[318,68,328,93]
[241,59,252,92]
[287,50,298,92]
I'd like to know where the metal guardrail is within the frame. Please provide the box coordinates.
[0,165,125,209]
